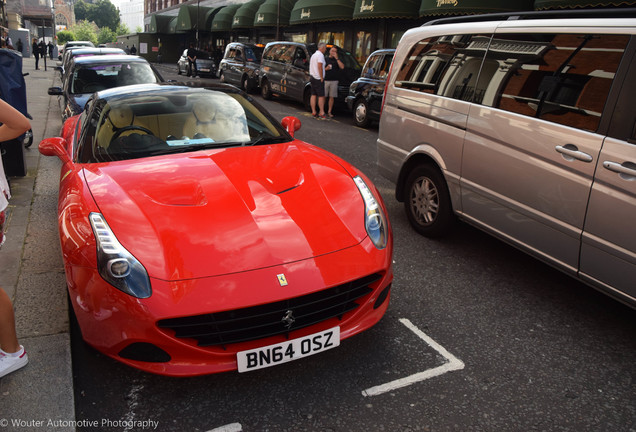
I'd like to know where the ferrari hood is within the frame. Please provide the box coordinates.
[83,143,367,281]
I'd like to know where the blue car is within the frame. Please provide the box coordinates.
[48,55,165,121]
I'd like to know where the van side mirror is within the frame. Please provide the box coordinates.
[281,116,301,138]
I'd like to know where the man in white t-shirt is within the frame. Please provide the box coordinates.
[309,43,327,119]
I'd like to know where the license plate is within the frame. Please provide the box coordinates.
[199,68,210,72]
[237,327,340,373]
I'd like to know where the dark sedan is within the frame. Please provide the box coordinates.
[345,49,394,128]
[48,55,164,121]
[57,47,126,84]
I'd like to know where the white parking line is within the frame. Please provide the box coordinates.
[362,318,465,397]
[207,423,242,432]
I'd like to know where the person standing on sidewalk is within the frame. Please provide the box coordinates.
[324,46,344,118]
[32,38,40,70]
[0,98,31,379]
[309,42,327,120]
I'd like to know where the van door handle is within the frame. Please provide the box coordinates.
[603,161,636,179]
[555,144,593,163]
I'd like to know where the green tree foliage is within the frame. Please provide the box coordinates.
[56,30,75,45]
[70,20,99,45]
[74,0,121,32]
[116,22,130,36]
[98,27,116,44]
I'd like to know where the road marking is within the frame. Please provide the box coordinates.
[362,318,465,397]
[207,423,242,432]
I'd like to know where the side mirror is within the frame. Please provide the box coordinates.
[39,137,71,164]
[281,116,301,138]
[48,87,63,96]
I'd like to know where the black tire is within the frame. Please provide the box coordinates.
[241,75,252,93]
[353,99,371,128]
[303,87,312,112]
[177,65,181,75]
[261,78,272,99]
[23,129,33,148]
[403,164,454,238]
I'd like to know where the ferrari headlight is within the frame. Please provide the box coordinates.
[354,176,388,249]
[89,213,152,299]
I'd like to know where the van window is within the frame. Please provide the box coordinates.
[394,35,489,102]
[478,33,629,132]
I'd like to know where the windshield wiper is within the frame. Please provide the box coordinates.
[244,131,288,146]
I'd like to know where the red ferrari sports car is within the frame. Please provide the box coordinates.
[39,83,393,376]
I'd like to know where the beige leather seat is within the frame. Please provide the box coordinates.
[182,99,249,143]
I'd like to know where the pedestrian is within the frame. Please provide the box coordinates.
[309,42,327,120]
[32,38,40,70]
[130,44,137,55]
[48,41,54,59]
[187,43,197,77]
[5,32,13,50]
[16,38,23,54]
[324,46,344,118]
[38,39,46,65]
[0,98,31,379]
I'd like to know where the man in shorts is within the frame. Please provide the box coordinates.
[309,43,327,119]
[324,46,344,118]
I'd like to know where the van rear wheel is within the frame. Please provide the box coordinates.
[404,164,454,238]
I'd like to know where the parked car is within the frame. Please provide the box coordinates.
[346,49,394,128]
[218,42,264,93]
[38,83,393,375]
[48,55,164,121]
[259,42,361,110]
[57,47,126,84]
[377,10,636,308]
[59,40,95,60]
[177,48,216,78]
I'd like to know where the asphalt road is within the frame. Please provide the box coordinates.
[71,71,636,432]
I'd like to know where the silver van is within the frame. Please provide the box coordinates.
[377,10,636,308]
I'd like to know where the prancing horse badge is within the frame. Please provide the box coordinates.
[277,274,288,287]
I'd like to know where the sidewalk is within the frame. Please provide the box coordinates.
[0,55,75,431]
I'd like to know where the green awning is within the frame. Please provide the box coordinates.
[353,0,420,19]
[535,0,636,8]
[254,0,298,27]
[167,17,178,34]
[233,0,266,28]
[290,0,355,24]
[148,14,175,34]
[204,7,224,31]
[211,4,242,31]
[176,5,214,32]
[420,0,534,16]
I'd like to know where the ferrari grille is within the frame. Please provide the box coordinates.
[157,273,381,348]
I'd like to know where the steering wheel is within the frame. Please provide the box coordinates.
[110,125,155,145]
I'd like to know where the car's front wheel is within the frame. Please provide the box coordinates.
[261,78,272,99]
[404,164,454,238]
[353,99,370,128]
[177,64,181,75]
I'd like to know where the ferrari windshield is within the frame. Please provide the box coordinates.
[70,62,159,94]
[79,87,290,163]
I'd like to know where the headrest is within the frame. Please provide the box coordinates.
[109,106,134,129]
[192,101,215,123]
